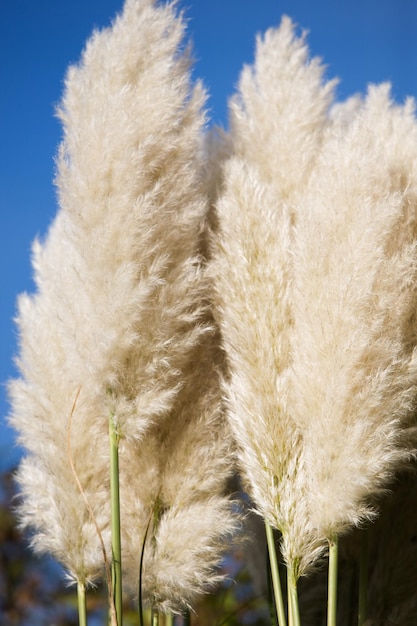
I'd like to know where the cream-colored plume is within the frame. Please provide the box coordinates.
[211,14,417,581]
[8,0,217,587]
[290,84,417,540]
[228,16,336,201]
[211,17,335,578]
[120,331,241,613]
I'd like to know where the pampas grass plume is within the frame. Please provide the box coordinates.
[212,14,417,584]
[290,84,417,540]
[119,329,243,613]
[211,16,335,578]
[8,0,216,587]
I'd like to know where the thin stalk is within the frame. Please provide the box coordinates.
[77,580,87,626]
[138,517,152,626]
[152,609,160,626]
[68,390,115,625]
[265,521,287,626]
[165,614,174,626]
[109,411,123,626]
[358,529,369,626]
[327,534,339,626]
[287,568,300,626]
[266,534,278,625]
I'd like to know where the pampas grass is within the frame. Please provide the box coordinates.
[7,2,417,624]
[210,16,336,583]
[9,0,241,617]
[210,13,417,625]
[290,83,417,541]
[119,332,242,614]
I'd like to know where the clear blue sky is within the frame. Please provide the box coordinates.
[1,0,417,469]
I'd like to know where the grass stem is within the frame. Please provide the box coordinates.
[287,568,300,626]
[109,411,123,626]
[265,521,287,626]
[77,580,87,626]
[327,534,338,626]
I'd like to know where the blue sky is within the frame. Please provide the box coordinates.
[1,0,417,469]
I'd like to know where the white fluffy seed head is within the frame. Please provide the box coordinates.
[289,84,417,538]
[9,0,213,585]
[119,324,243,612]
[212,15,417,578]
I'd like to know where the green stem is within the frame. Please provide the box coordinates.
[138,517,151,626]
[327,535,339,626]
[151,609,160,626]
[165,614,174,626]
[287,571,292,626]
[265,522,287,626]
[77,580,87,626]
[358,529,368,626]
[287,567,300,626]
[109,412,123,626]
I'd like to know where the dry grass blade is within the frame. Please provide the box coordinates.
[66,386,118,626]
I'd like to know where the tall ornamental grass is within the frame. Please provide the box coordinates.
[9,0,242,621]
[8,1,417,624]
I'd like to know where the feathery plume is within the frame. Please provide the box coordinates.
[9,0,212,586]
[212,13,417,585]
[119,328,243,614]
[210,16,335,578]
[228,16,336,200]
[289,84,417,540]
